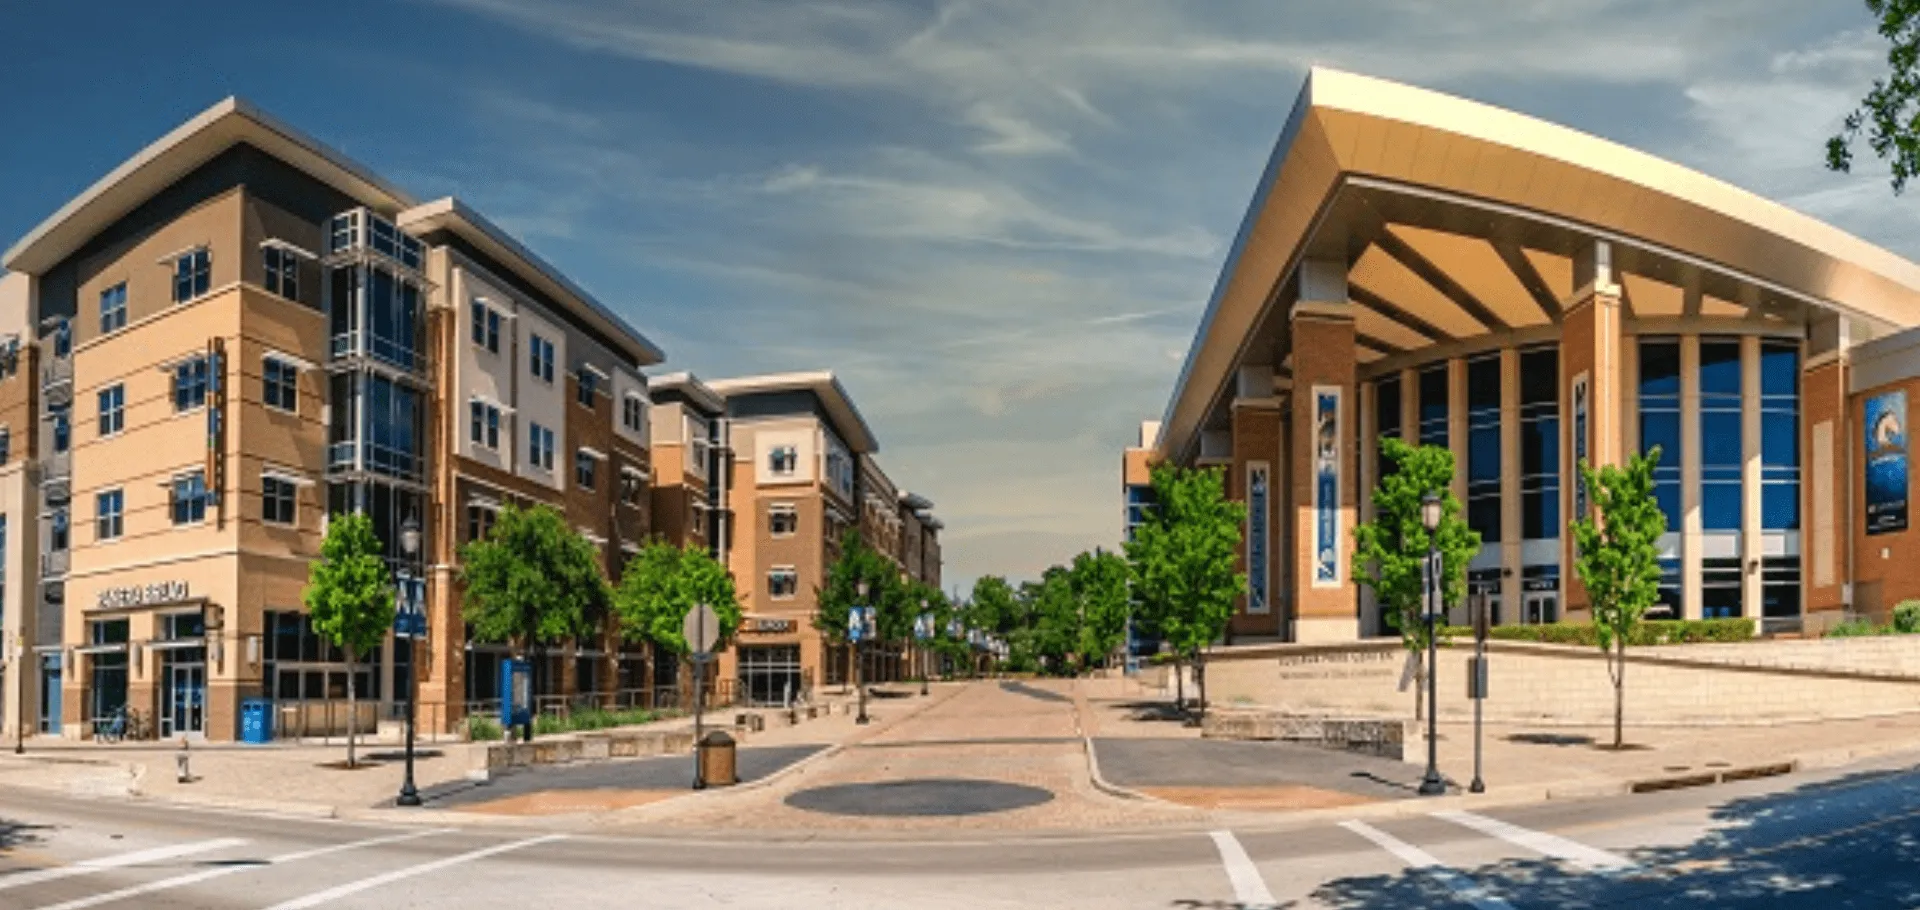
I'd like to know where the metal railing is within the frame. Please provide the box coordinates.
[41,357,71,390]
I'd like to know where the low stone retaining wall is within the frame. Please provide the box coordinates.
[478,729,696,772]
[1202,709,1411,760]
[1204,637,1920,726]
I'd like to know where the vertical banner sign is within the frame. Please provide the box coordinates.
[1866,390,1909,535]
[1313,387,1342,587]
[1571,372,1590,523]
[1247,462,1269,613]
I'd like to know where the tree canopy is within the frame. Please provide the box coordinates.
[814,530,911,643]
[613,541,742,654]
[1828,0,1920,192]
[1124,463,1245,659]
[1571,447,1668,749]
[459,503,609,651]
[1352,437,1482,651]
[302,512,394,767]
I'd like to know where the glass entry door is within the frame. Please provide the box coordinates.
[160,648,206,738]
[1525,594,1558,625]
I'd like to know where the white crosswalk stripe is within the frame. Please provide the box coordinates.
[27,828,451,910]
[1340,820,1514,910]
[262,833,567,910]
[1208,830,1277,910]
[0,838,248,893]
[1433,810,1637,872]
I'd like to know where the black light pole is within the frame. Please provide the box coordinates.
[918,601,931,697]
[855,581,870,725]
[1418,492,1446,797]
[395,515,423,807]
[13,638,24,754]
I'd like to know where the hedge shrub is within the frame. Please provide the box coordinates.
[1437,617,1755,647]
[1895,600,1920,634]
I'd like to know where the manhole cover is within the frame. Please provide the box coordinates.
[785,779,1055,817]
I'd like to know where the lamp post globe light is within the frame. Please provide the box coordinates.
[855,580,870,725]
[1417,491,1446,797]
[395,514,423,808]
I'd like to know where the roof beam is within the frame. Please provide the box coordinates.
[1355,331,1408,355]
[1349,284,1454,344]
[1373,227,1511,333]
[1492,240,1563,325]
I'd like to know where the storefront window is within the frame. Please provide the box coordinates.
[1702,556,1743,618]
[1374,374,1401,480]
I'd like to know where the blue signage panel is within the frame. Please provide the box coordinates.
[1867,390,1909,535]
[1313,388,1341,586]
[500,658,532,729]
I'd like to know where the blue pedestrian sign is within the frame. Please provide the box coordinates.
[393,575,427,639]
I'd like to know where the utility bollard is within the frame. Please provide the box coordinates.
[176,737,191,783]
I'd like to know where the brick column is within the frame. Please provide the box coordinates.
[1230,379,1283,641]
[1290,262,1359,642]
[1803,317,1852,627]
[1560,241,1625,619]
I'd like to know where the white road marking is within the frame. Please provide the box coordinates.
[261,833,567,910]
[0,838,248,892]
[29,828,450,910]
[1339,820,1513,910]
[1433,810,1637,872]
[1208,830,1277,909]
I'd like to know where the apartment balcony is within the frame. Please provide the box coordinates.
[40,548,68,578]
[39,451,70,486]
[40,355,71,391]
[40,475,69,508]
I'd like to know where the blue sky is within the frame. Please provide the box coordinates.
[1,1,1914,594]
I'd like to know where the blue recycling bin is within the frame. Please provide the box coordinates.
[239,698,273,744]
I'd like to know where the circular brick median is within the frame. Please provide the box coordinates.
[784,778,1055,817]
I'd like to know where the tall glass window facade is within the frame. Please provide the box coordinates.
[1638,339,1682,532]
[1374,374,1401,483]
[1760,342,1800,531]
[1466,354,1501,543]
[1418,364,1449,448]
[1699,338,1743,532]
[1519,348,1559,540]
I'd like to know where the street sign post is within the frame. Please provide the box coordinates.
[684,602,720,789]
[1468,589,1489,794]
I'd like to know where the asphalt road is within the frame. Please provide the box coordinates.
[7,749,1920,908]
[415,744,826,808]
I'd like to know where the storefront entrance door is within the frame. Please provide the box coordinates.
[161,650,206,739]
[1525,594,1559,625]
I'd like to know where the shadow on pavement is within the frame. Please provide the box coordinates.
[0,816,50,855]
[1170,763,1920,908]
[1095,738,1421,800]
[411,744,827,809]
[999,681,1071,703]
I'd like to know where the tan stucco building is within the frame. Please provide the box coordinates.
[1138,68,1920,645]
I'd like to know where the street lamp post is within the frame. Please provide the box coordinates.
[917,601,931,697]
[395,515,423,808]
[13,638,24,754]
[855,580,870,725]
[1418,491,1446,797]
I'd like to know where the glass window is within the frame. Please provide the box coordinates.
[51,507,68,551]
[770,445,798,475]
[99,282,127,334]
[96,490,123,541]
[1466,354,1501,543]
[771,504,798,536]
[0,427,11,464]
[1700,338,1743,532]
[1639,339,1682,532]
[172,472,208,525]
[1702,556,1743,618]
[1418,363,1449,448]
[575,450,597,489]
[1761,341,1800,531]
[470,300,497,352]
[469,401,500,450]
[466,504,497,543]
[263,357,299,412]
[1374,375,1402,481]
[529,334,554,383]
[264,246,298,299]
[97,385,124,437]
[173,249,211,303]
[1520,347,1560,540]
[174,356,209,411]
[262,475,296,525]
[623,395,645,434]
[529,423,554,471]
[577,369,597,408]
[768,567,798,598]
[52,318,71,358]
[51,406,69,454]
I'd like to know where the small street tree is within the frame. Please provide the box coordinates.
[1125,463,1245,718]
[1352,437,1481,719]
[459,503,610,739]
[815,530,904,687]
[1571,447,1667,750]
[303,512,394,768]
[1069,548,1131,670]
[614,540,742,662]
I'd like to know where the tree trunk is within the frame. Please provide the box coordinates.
[1613,640,1626,750]
[1412,651,1424,722]
[1173,655,1186,710]
[1195,648,1208,720]
[344,645,359,768]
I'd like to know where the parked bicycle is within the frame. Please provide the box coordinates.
[94,705,128,743]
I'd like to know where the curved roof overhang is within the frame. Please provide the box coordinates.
[4,97,414,274]
[1160,68,1920,463]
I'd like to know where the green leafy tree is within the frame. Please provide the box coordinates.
[1571,447,1667,750]
[614,541,742,655]
[1070,548,1131,669]
[459,503,610,738]
[1351,437,1482,718]
[1124,463,1246,716]
[815,530,906,686]
[1023,568,1082,675]
[303,513,394,768]
[1828,0,1920,192]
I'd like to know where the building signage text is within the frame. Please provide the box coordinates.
[96,580,190,610]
